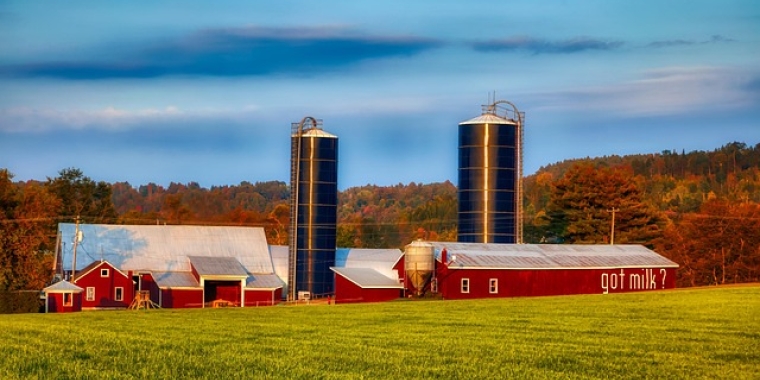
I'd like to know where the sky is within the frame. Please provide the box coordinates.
[1,1,759,190]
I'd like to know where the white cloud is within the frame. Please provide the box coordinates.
[0,105,241,133]
[530,66,756,118]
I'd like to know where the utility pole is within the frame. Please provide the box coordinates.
[607,208,619,245]
[71,216,80,280]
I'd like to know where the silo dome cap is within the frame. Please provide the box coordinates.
[295,127,338,138]
[459,113,517,125]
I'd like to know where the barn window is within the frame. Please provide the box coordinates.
[100,268,110,277]
[86,287,95,301]
[114,287,124,301]
[489,279,498,294]
[461,278,470,293]
[63,292,73,307]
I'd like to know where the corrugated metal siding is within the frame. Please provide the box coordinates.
[59,224,273,274]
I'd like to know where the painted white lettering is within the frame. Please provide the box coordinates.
[648,268,657,289]
[630,272,642,290]
[601,273,609,294]
[619,269,626,290]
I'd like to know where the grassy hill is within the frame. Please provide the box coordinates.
[2,286,758,379]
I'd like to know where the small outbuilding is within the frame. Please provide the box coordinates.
[330,248,404,304]
[42,280,83,313]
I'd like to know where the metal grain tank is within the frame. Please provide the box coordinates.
[288,117,338,301]
[404,240,435,296]
[458,100,524,244]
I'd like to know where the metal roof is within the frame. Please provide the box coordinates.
[152,271,200,289]
[336,248,403,280]
[459,113,517,125]
[268,246,404,287]
[43,280,84,293]
[189,256,248,277]
[331,267,404,289]
[59,224,273,274]
[429,242,678,269]
[297,127,337,138]
[246,273,285,289]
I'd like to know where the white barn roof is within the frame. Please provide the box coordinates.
[429,242,678,270]
[59,224,274,274]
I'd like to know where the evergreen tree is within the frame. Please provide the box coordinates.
[547,162,664,245]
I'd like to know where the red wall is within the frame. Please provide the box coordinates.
[437,267,677,300]
[46,293,82,313]
[137,273,161,306]
[334,274,401,304]
[204,281,241,304]
[244,289,282,306]
[75,262,134,309]
[161,288,203,308]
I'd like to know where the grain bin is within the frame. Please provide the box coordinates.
[404,240,435,296]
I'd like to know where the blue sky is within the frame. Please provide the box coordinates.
[1,1,759,189]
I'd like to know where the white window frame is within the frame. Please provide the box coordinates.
[114,287,124,302]
[86,287,95,301]
[489,278,498,294]
[100,268,110,277]
[63,292,73,307]
[461,278,470,294]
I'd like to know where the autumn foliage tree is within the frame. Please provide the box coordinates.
[546,162,664,245]
[657,200,760,287]
[0,170,59,291]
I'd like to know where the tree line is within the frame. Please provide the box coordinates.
[1,141,759,291]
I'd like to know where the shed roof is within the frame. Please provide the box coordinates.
[59,224,273,274]
[43,280,84,293]
[189,256,248,277]
[430,242,678,269]
[331,267,404,289]
[152,271,200,289]
[246,273,285,289]
[269,246,404,286]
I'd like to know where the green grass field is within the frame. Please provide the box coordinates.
[1,286,758,379]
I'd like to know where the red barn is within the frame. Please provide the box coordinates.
[73,260,134,309]
[428,242,678,300]
[59,224,284,308]
[42,280,83,313]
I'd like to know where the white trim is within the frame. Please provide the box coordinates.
[461,278,470,294]
[114,287,124,301]
[86,287,95,301]
[100,268,110,277]
[489,278,498,294]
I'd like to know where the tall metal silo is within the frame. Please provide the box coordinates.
[288,117,339,301]
[458,100,524,244]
